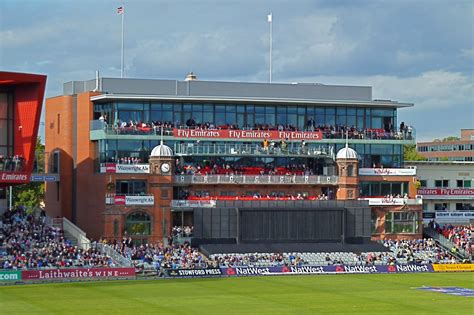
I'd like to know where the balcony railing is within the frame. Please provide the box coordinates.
[171,200,217,208]
[174,174,339,185]
[90,120,416,141]
[105,194,154,206]
[173,142,333,157]
[171,199,367,209]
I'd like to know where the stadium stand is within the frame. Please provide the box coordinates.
[0,207,115,269]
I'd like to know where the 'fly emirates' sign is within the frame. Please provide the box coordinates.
[173,128,323,140]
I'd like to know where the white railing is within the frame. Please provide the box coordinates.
[171,200,217,208]
[62,217,91,250]
[174,174,338,185]
[93,243,133,267]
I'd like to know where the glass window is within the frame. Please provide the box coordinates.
[203,112,214,123]
[385,212,419,234]
[126,212,151,236]
[326,108,335,115]
[117,102,144,110]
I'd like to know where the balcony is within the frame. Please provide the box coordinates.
[358,197,423,206]
[174,174,339,185]
[90,120,416,144]
[173,142,333,158]
[171,199,368,209]
[105,194,154,206]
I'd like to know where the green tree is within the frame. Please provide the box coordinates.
[12,138,45,212]
[442,136,460,142]
[403,144,427,161]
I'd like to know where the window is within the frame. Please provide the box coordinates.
[51,151,60,173]
[113,219,119,236]
[419,180,427,188]
[384,212,419,234]
[125,212,151,235]
[116,180,147,195]
[434,180,449,188]
[457,180,471,188]
[456,203,473,210]
[371,211,379,234]
[434,203,448,211]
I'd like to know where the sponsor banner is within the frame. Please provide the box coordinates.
[220,264,433,276]
[173,128,323,141]
[125,195,154,206]
[114,195,126,205]
[359,168,417,176]
[0,172,30,184]
[435,211,474,220]
[417,188,474,199]
[100,163,150,174]
[166,268,222,277]
[21,268,136,281]
[30,174,59,182]
[116,164,150,174]
[432,264,474,272]
[359,197,422,206]
[0,270,22,282]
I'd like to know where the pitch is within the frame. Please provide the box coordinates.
[0,273,472,314]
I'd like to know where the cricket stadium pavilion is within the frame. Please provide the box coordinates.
[44,73,422,245]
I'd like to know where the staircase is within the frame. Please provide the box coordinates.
[45,216,132,267]
[424,227,470,260]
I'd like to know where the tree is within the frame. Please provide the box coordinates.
[12,138,45,212]
[403,144,427,161]
[442,136,460,142]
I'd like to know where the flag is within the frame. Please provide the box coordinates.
[117,6,124,14]
[267,13,272,22]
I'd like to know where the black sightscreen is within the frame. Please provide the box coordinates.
[240,210,343,242]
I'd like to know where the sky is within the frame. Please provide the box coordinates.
[0,0,473,141]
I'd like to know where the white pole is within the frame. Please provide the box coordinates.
[9,186,12,210]
[269,13,273,83]
[121,4,125,78]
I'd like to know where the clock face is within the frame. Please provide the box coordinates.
[161,163,170,173]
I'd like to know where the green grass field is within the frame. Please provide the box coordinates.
[0,273,472,314]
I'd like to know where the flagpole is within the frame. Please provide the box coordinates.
[269,13,272,83]
[121,4,125,78]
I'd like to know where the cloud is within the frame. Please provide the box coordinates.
[284,70,474,141]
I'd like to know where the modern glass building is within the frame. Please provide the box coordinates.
[45,75,421,243]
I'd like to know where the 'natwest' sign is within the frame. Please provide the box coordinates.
[173,128,323,140]
[417,188,474,196]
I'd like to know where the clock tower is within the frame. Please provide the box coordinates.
[148,140,174,242]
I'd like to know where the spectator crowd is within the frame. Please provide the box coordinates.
[0,207,113,269]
